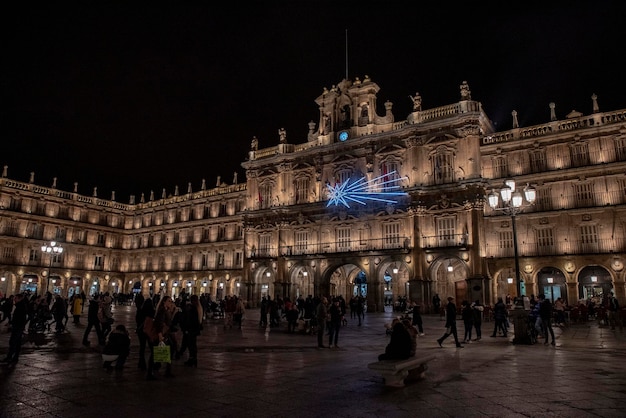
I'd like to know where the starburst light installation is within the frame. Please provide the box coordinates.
[326,171,408,208]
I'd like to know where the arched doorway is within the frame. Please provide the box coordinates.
[578,266,612,303]
[537,267,567,303]
[432,257,468,306]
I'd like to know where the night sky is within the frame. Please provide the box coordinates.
[3,2,626,202]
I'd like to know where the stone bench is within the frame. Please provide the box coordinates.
[368,354,436,387]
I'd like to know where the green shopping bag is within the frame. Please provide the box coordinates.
[153,342,171,363]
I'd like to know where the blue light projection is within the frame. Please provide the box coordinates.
[326,171,408,208]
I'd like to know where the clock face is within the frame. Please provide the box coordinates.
[338,131,349,142]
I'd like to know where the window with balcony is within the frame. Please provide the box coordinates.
[574,183,594,207]
[259,234,272,257]
[436,217,456,246]
[383,222,400,248]
[570,142,590,167]
[337,227,351,252]
[380,161,400,191]
[492,156,508,178]
[580,224,599,253]
[295,230,309,254]
[529,150,546,173]
[498,231,514,256]
[94,255,104,269]
[614,136,626,161]
[535,228,554,250]
[433,153,454,184]
[97,233,105,246]
[235,251,243,267]
[1,247,15,263]
[259,183,273,209]
[295,177,310,204]
[29,249,39,263]
[536,187,553,211]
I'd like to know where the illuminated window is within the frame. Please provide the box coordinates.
[259,183,272,209]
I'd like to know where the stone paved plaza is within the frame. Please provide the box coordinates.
[1,304,625,417]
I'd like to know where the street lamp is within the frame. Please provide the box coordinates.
[41,241,63,293]
[488,179,536,344]
[488,180,536,302]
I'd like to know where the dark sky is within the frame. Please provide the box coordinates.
[3,2,626,201]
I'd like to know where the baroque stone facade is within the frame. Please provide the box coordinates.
[1,77,624,311]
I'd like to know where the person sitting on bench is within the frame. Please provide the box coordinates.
[378,319,412,361]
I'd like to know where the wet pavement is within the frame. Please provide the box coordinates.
[0,305,625,418]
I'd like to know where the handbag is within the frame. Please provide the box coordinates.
[153,342,171,363]
[143,316,159,342]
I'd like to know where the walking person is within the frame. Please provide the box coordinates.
[146,296,176,380]
[607,291,621,330]
[83,294,104,346]
[437,297,463,348]
[1,293,28,365]
[461,300,474,343]
[178,294,203,367]
[136,297,154,370]
[490,297,508,337]
[71,294,83,325]
[411,301,424,335]
[328,298,342,348]
[315,297,328,348]
[471,300,483,341]
[538,294,556,345]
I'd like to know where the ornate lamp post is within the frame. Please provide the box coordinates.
[488,179,536,344]
[41,241,63,293]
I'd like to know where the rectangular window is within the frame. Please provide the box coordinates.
[433,154,454,184]
[259,234,272,257]
[94,255,103,269]
[235,251,242,267]
[260,184,272,209]
[493,157,508,178]
[436,217,456,246]
[29,249,39,262]
[295,230,309,253]
[2,247,15,262]
[536,187,553,211]
[295,177,310,204]
[574,183,594,207]
[615,137,626,161]
[381,161,400,191]
[218,226,225,240]
[535,228,554,248]
[580,224,598,252]
[529,150,546,173]
[337,227,351,252]
[570,143,590,167]
[499,231,514,250]
[76,253,84,268]
[97,233,105,246]
[202,253,209,269]
[383,222,400,248]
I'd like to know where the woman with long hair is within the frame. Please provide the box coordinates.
[146,295,176,380]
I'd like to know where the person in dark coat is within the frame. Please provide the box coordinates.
[102,324,131,370]
[491,297,508,337]
[177,294,203,367]
[436,297,463,348]
[83,294,104,346]
[378,319,412,360]
[1,293,28,364]
[136,297,155,370]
